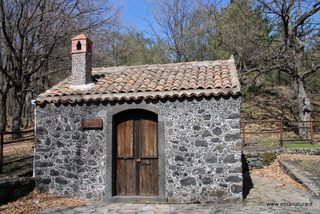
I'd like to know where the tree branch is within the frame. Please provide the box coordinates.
[302,63,320,79]
[290,1,320,35]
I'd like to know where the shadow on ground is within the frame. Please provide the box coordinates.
[242,154,254,199]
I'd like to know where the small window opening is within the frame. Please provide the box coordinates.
[87,43,91,53]
[76,41,82,50]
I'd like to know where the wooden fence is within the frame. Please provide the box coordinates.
[241,120,320,147]
[1,121,320,172]
[0,129,34,173]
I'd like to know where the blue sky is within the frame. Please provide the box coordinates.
[110,0,150,32]
[109,0,230,36]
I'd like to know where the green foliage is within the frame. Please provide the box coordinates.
[283,143,320,148]
[183,5,231,61]
[305,38,320,94]
[260,70,292,87]
[240,105,255,119]
[258,139,279,147]
[213,0,272,71]
[93,29,170,67]
[262,152,275,165]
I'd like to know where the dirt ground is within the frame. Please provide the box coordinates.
[1,139,320,214]
[0,189,86,214]
[251,154,320,190]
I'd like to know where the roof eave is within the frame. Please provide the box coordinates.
[35,88,241,104]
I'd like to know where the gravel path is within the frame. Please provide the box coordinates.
[1,154,319,213]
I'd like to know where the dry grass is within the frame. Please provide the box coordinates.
[250,154,320,190]
[2,130,34,157]
[277,154,320,160]
[250,160,306,190]
[0,189,86,214]
[243,126,320,147]
[3,140,34,157]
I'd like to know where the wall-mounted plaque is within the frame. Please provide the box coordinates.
[82,118,103,129]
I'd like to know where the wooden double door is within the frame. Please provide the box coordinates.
[115,110,158,196]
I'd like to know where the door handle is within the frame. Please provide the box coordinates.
[136,158,141,163]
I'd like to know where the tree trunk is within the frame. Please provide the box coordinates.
[25,92,34,128]
[11,85,24,139]
[0,93,8,133]
[0,75,11,132]
[293,77,312,140]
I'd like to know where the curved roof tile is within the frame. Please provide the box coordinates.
[36,59,241,104]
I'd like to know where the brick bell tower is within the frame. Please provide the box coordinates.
[70,33,93,86]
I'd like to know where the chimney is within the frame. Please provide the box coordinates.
[70,34,93,86]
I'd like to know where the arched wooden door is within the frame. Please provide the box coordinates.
[115,109,158,196]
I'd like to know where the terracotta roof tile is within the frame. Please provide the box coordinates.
[36,59,241,104]
[71,33,89,40]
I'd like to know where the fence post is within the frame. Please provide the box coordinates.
[279,121,283,147]
[0,133,3,173]
[310,121,314,145]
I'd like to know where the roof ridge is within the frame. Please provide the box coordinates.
[93,60,232,73]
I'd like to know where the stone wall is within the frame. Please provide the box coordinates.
[71,53,92,85]
[35,102,108,200]
[242,147,320,171]
[35,95,242,203]
[162,96,242,203]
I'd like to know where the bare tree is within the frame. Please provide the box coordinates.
[203,0,272,72]
[93,28,170,67]
[0,72,11,132]
[255,0,320,139]
[146,0,204,62]
[0,0,121,138]
[204,0,319,139]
